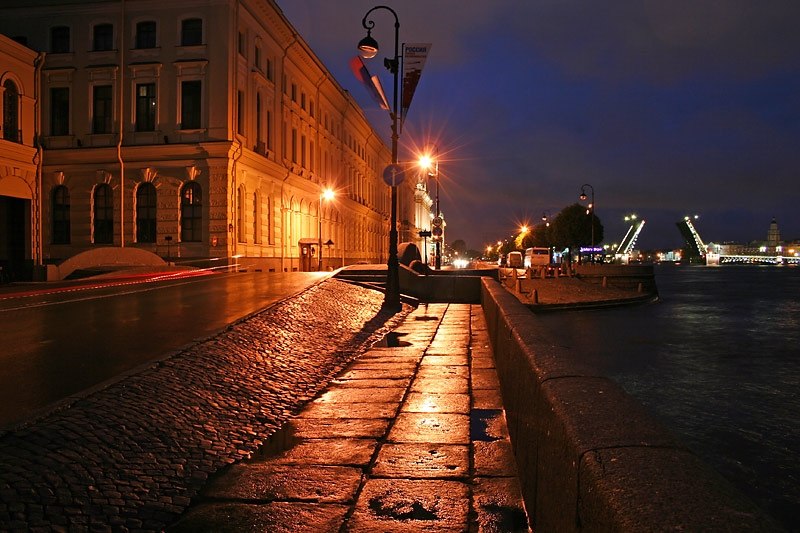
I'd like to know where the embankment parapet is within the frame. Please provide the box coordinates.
[481,278,781,532]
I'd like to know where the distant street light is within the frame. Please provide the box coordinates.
[419,149,441,269]
[359,5,402,310]
[318,188,335,271]
[579,183,596,261]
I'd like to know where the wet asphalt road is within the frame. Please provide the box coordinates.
[0,271,326,428]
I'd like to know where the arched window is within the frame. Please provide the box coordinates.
[136,182,157,243]
[180,181,202,242]
[237,185,246,243]
[93,183,113,244]
[253,191,261,244]
[52,185,70,244]
[3,80,20,142]
[267,195,274,245]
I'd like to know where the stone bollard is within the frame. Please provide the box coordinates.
[638,282,643,293]
[516,278,524,294]
[532,288,538,304]
[602,276,607,287]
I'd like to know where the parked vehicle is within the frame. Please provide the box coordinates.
[524,247,550,267]
[507,251,523,268]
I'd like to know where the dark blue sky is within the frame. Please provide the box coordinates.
[277,0,800,251]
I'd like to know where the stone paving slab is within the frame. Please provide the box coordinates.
[171,303,530,532]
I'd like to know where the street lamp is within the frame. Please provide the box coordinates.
[419,151,441,269]
[318,188,334,271]
[579,183,595,261]
[359,5,401,310]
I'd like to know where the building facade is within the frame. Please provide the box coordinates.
[0,33,41,282]
[0,0,400,279]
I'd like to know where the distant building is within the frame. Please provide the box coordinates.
[767,217,781,247]
[0,0,404,280]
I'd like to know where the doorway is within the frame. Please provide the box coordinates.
[0,196,30,282]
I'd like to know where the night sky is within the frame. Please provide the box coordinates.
[276,0,800,251]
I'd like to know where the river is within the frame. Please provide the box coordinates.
[535,264,800,530]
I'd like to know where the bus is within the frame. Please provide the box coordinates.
[524,247,550,268]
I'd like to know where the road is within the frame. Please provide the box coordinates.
[0,271,327,428]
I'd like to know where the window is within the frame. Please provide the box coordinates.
[266,110,272,150]
[256,93,262,145]
[253,191,261,244]
[50,26,70,53]
[136,183,157,243]
[237,90,244,135]
[135,21,156,49]
[238,32,245,56]
[291,83,297,102]
[50,87,70,136]
[267,195,273,244]
[93,23,113,51]
[301,134,306,167]
[180,182,202,242]
[254,45,261,70]
[266,58,273,81]
[93,183,113,244]
[237,185,246,243]
[181,18,202,46]
[135,83,156,132]
[291,128,297,163]
[92,85,113,134]
[2,80,20,142]
[52,185,70,244]
[180,80,201,129]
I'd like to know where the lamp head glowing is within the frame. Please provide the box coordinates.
[358,30,379,59]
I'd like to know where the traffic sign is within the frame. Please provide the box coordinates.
[432,216,443,227]
[382,164,406,186]
[432,226,443,237]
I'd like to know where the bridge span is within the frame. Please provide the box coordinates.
[677,216,799,265]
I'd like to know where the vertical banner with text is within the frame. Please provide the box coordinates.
[401,43,432,131]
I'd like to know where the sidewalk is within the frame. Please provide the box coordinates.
[169,303,530,532]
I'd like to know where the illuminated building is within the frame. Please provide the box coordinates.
[0,0,396,279]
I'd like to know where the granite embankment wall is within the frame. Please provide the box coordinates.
[480,278,781,532]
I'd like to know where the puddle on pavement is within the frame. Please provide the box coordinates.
[375,331,411,347]
[470,409,505,442]
[369,496,438,521]
[482,503,529,530]
[252,421,300,460]
[414,315,439,321]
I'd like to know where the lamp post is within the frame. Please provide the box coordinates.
[359,5,401,310]
[579,183,595,262]
[419,152,441,269]
[318,188,334,271]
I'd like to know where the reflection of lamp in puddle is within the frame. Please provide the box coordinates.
[420,395,439,412]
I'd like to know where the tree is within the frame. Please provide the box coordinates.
[549,203,604,250]
[451,239,467,256]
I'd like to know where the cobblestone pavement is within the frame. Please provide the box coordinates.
[169,303,529,532]
[0,279,407,532]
